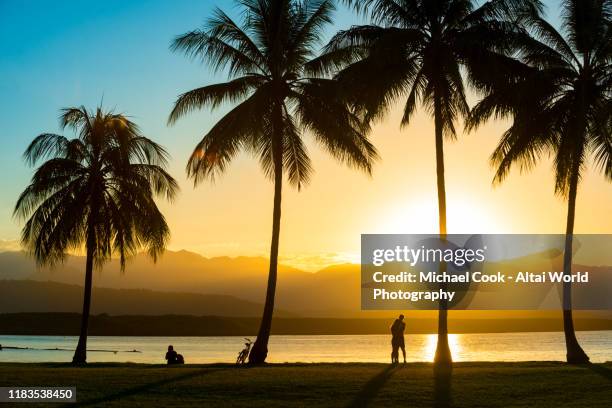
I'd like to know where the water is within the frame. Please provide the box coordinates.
[0,332,610,364]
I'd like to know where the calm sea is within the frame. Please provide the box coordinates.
[0,332,610,364]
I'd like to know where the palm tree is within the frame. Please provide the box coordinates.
[15,106,178,364]
[168,0,377,364]
[468,0,612,363]
[327,0,538,365]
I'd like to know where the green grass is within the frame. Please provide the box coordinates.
[1,362,611,407]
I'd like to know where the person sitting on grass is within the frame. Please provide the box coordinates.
[165,345,177,364]
[165,345,184,365]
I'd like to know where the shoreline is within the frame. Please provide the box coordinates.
[2,313,611,336]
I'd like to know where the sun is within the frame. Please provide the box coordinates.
[375,197,504,234]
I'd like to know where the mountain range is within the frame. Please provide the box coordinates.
[0,249,360,316]
[1,249,611,321]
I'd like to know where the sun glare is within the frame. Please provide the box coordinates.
[424,334,462,362]
[376,197,503,234]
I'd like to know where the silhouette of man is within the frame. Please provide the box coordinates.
[390,314,406,363]
[165,345,178,364]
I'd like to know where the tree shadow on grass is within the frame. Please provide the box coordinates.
[346,364,399,408]
[72,368,228,407]
[584,364,612,382]
[433,366,453,408]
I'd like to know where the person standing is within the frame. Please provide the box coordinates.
[390,314,406,363]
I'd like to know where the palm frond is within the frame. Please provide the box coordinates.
[23,134,82,166]
[171,29,262,76]
[294,79,378,174]
[282,110,312,190]
[186,88,272,185]
[168,75,264,124]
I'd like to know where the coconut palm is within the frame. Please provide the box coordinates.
[169,0,377,364]
[326,0,539,365]
[15,106,178,364]
[468,0,612,363]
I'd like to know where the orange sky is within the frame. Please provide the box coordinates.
[156,104,612,271]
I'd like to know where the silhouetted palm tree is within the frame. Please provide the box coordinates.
[15,106,178,364]
[327,0,538,365]
[468,0,612,363]
[169,0,377,364]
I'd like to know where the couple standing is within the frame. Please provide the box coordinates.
[390,314,406,364]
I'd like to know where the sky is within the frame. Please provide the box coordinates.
[0,0,610,271]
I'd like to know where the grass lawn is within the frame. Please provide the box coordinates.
[1,362,611,407]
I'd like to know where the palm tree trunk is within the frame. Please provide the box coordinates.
[562,163,589,364]
[249,105,283,364]
[72,237,94,364]
[433,92,452,366]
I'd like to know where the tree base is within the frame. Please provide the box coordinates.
[564,327,590,364]
[248,340,268,365]
[72,347,87,365]
[434,340,453,368]
[566,347,590,364]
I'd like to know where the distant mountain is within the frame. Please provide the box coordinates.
[0,280,294,317]
[0,250,360,316]
[1,250,611,319]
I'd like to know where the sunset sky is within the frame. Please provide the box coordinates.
[1,0,610,271]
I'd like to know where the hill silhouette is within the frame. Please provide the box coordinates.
[0,280,294,317]
[1,249,611,320]
[0,250,356,316]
